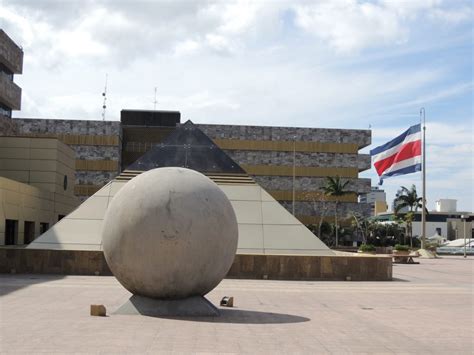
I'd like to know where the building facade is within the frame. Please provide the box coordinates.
[359,186,387,215]
[0,30,23,135]
[375,211,474,240]
[14,110,372,224]
[14,119,122,201]
[0,137,79,245]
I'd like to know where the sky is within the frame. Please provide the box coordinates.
[1,0,473,212]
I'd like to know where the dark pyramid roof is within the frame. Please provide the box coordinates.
[125,120,246,174]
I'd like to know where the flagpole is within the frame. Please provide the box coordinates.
[420,108,426,249]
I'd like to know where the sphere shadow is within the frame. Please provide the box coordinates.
[165,308,310,324]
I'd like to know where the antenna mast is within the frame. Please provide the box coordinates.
[102,73,108,121]
[153,87,158,110]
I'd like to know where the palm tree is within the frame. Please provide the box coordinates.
[322,176,352,247]
[394,185,422,247]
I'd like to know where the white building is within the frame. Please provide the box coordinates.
[435,199,457,213]
[375,210,473,241]
[359,186,387,215]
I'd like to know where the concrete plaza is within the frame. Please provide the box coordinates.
[0,257,472,354]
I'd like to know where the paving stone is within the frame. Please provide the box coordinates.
[0,257,472,354]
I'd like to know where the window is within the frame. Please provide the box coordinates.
[436,228,442,236]
[5,219,18,245]
[40,222,49,234]
[0,103,12,118]
[0,63,13,80]
[24,221,35,244]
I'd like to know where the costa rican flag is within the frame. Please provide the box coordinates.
[370,124,422,184]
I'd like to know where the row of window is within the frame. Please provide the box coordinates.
[4,219,56,245]
[0,103,12,118]
[0,63,14,80]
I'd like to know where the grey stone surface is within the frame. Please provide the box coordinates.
[226,150,370,170]
[72,145,120,160]
[198,123,371,148]
[281,201,372,218]
[114,295,220,317]
[102,167,238,299]
[75,171,118,185]
[14,118,121,135]
[0,115,17,135]
[253,176,371,194]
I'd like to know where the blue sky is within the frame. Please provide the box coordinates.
[1,0,472,211]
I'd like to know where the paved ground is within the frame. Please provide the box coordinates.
[0,256,472,354]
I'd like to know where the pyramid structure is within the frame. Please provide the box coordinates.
[29,121,333,256]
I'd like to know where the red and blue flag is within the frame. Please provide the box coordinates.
[370,124,422,184]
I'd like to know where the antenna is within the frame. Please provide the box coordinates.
[102,73,108,121]
[153,87,158,110]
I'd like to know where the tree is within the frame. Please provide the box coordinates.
[306,191,331,241]
[351,211,373,245]
[322,176,353,247]
[394,185,422,248]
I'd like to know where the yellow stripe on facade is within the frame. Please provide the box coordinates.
[214,139,358,154]
[75,160,118,171]
[19,133,120,146]
[241,165,358,178]
[74,184,102,196]
[267,190,357,202]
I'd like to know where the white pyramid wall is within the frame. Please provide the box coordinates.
[28,180,334,256]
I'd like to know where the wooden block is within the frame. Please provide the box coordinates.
[90,304,106,317]
[220,296,234,307]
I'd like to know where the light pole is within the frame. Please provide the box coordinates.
[292,135,296,216]
[461,215,467,258]
[420,108,427,249]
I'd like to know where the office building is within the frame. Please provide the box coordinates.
[14,110,372,224]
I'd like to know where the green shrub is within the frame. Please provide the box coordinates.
[359,244,376,252]
[394,244,410,251]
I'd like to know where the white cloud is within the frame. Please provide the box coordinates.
[3,0,472,210]
[293,0,405,53]
[293,0,472,53]
[174,39,200,56]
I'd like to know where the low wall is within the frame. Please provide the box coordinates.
[227,254,392,281]
[0,248,112,276]
[0,248,392,281]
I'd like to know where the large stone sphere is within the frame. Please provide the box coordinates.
[102,167,238,299]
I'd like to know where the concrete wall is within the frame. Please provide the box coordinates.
[0,249,392,281]
[0,137,76,196]
[13,118,122,201]
[0,137,79,245]
[0,177,78,245]
[0,30,23,74]
[228,254,392,281]
[0,73,21,110]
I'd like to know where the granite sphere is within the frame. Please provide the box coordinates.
[102,167,238,299]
